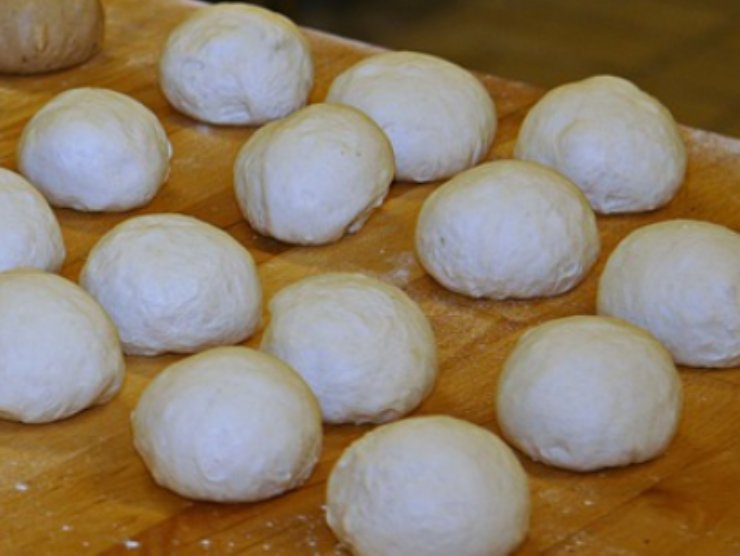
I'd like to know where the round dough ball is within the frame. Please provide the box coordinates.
[514,75,686,214]
[497,316,682,472]
[0,0,103,74]
[326,416,530,556]
[0,168,65,273]
[598,220,740,368]
[261,273,437,424]
[234,104,394,245]
[18,88,172,212]
[132,346,322,502]
[326,51,496,182]
[0,270,125,424]
[80,214,262,356]
[416,160,600,299]
[159,4,313,125]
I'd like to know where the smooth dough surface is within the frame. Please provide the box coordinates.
[326,51,496,182]
[80,214,262,356]
[18,87,171,212]
[515,75,686,214]
[416,160,600,299]
[261,273,437,424]
[0,270,124,424]
[160,3,313,125]
[132,347,322,502]
[234,104,394,245]
[598,219,740,368]
[326,415,530,556]
[497,316,682,472]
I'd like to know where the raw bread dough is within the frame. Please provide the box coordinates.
[18,88,171,212]
[497,316,682,472]
[80,214,262,356]
[326,415,530,556]
[132,347,322,502]
[0,168,65,273]
[261,273,437,424]
[598,219,740,368]
[0,270,124,424]
[415,160,600,299]
[326,51,496,182]
[234,104,394,245]
[515,75,686,214]
[159,4,313,125]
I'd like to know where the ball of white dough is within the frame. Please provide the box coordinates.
[234,104,394,245]
[261,273,437,424]
[132,347,322,502]
[326,416,530,556]
[159,4,313,125]
[0,168,65,272]
[515,75,686,214]
[326,51,496,182]
[80,214,262,356]
[18,88,171,212]
[497,316,682,472]
[598,220,740,368]
[416,160,600,299]
[0,270,125,424]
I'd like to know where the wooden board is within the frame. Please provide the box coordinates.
[0,0,739,554]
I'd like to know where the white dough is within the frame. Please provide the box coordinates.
[598,220,740,368]
[326,415,530,556]
[0,270,125,424]
[0,168,65,272]
[415,160,600,299]
[132,347,322,502]
[18,88,171,212]
[80,214,262,356]
[497,316,682,472]
[159,4,313,125]
[326,51,496,182]
[234,104,394,245]
[515,75,686,214]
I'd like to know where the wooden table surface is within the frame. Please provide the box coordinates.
[1,0,739,554]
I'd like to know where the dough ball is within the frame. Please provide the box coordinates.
[80,214,262,356]
[132,346,322,502]
[514,75,686,214]
[416,160,600,299]
[0,168,65,273]
[326,416,530,556]
[326,51,496,182]
[598,220,740,368]
[497,316,682,472]
[159,4,313,125]
[0,0,103,74]
[261,273,437,424]
[0,270,124,424]
[234,104,394,245]
[18,88,171,212]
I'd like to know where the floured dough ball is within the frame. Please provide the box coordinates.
[598,220,740,368]
[326,51,496,182]
[159,4,313,125]
[80,214,262,356]
[326,416,530,556]
[515,75,686,214]
[132,347,322,502]
[234,104,394,245]
[0,270,124,424]
[0,168,65,272]
[18,88,171,212]
[497,316,682,472]
[416,160,600,299]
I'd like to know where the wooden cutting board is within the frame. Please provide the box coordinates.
[0,0,738,554]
